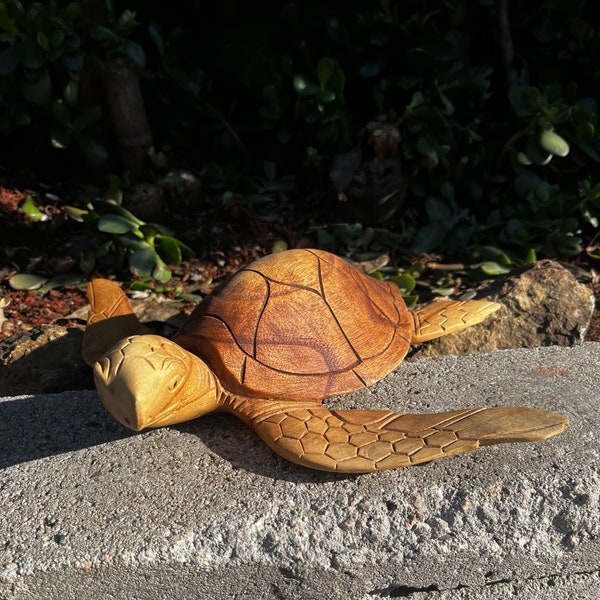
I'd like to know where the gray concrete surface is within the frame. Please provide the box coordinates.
[1,344,599,599]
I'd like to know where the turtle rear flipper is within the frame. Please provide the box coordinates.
[246,404,568,473]
[83,279,150,367]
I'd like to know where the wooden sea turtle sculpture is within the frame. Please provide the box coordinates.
[83,249,568,473]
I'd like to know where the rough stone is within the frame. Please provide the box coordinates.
[0,299,187,396]
[0,325,92,395]
[415,260,595,358]
[1,344,598,599]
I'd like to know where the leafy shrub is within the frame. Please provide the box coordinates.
[2,0,600,272]
[0,1,148,167]
[64,176,193,282]
[135,0,600,263]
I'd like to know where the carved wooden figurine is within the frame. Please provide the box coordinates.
[83,249,568,473]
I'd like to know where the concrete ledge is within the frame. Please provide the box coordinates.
[1,344,599,599]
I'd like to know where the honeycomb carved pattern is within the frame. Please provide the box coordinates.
[251,406,492,472]
[411,300,501,343]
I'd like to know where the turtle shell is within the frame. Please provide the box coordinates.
[174,249,412,401]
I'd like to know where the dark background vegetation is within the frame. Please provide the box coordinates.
[1,0,599,297]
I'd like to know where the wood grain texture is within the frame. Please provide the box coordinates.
[82,280,150,367]
[174,249,413,401]
[411,299,502,343]
[84,253,568,474]
[242,402,568,473]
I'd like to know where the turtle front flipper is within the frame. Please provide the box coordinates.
[411,299,501,343]
[83,279,150,366]
[241,403,568,473]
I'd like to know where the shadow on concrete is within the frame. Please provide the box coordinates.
[0,390,132,470]
[177,414,358,484]
[0,390,354,482]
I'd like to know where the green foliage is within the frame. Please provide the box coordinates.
[135,0,600,264]
[2,0,600,273]
[0,1,84,130]
[0,1,144,165]
[65,176,194,281]
[9,272,82,291]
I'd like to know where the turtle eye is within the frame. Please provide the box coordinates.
[168,377,180,392]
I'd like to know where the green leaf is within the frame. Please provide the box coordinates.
[514,171,541,199]
[88,25,117,42]
[425,196,451,222]
[64,205,87,221]
[293,74,319,95]
[64,3,82,20]
[417,135,438,159]
[440,182,454,203]
[20,195,47,221]
[152,255,172,282]
[317,57,336,87]
[129,281,154,292]
[524,248,537,264]
[317,88,336,103]
[478,246,512,266]
[402,294,419,308]
[49,29,65,49]
[94,201,145,226]
[63,77,79,106]
[129,247,156,278]
[62,31,81,54]
[0,3,14,32]
[9,273,48,290]
[123,39,145,68]
[440,93,454,116]
[390,273,416,294]
[408,91,425,110]
[51,128,72,149]
[38,274,83,293]
[539,129,570,157]
[116,234,148,250]
[98,214,136,234]
[155,235,182,266]
[411,222,448,254]
[505,219,529,243]
[36,31,49,51]
[480,261,511,276]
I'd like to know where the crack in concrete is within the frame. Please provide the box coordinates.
[369,569,600,597]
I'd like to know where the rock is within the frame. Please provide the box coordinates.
[0,325,92,395]
[124,182,164,221]
[0,295,190,396]
[162,169,202,207]
[414,260,595,358]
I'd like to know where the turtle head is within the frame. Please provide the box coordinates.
[93,334,221,431]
